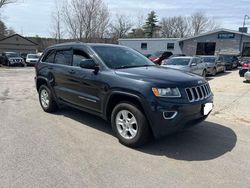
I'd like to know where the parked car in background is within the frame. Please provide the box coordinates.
[1,52,25,67]
[200,56,226,76]
[218,54,238,70]
[20,53,28,63]
[36,43,213,147]
[149,51,173,65]
[244,70,250,82]
[26,54,40,66]
[239,62,250,77]
[238,57,250,66]
[161,54,186,64]
[162,56,207,77]
[0,53,4,65]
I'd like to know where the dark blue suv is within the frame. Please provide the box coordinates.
[35,43,213,147]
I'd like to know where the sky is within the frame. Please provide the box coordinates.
[1,0,250,37]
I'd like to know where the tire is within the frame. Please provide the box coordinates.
[202,70,207,78]
[39,85,58,113]
[212,67,217,76]
[111,102,151,147]
[222,66,226,73]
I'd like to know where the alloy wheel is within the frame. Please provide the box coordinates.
[115,110,138,140]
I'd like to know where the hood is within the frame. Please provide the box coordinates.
[162,65,188,70]
[114,66,204,85]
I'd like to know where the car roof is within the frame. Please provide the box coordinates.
[48,42,120,50]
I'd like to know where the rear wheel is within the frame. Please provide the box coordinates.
[111,102,151,147]
[202,70,207,78]
[222,66,226,73]
[39,85,58,113]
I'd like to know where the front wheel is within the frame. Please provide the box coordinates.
[212,68,217,76]
[39,85,58,113]
[111,102,151,147]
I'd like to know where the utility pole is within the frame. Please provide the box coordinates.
[239,15,249,57]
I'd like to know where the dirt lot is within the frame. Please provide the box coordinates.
[0,67,250,187]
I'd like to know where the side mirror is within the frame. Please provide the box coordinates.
[80,59,99,74]
[191,62,197,66]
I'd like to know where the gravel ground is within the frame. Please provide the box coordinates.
[0,67,250,188]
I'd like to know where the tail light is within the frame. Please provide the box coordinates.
[243,63,249,67]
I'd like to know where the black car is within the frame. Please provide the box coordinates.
[200,56,226,76]
[218,54,238,70]
[1,52,25,67]
[35,43,213,147]
[239,63,250,77]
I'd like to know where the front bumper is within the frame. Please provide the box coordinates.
[9,62,25,66]
[144,95,213,138]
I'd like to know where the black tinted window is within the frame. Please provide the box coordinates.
[167,43,174,50]
[55,50,72,66]
[43,51,56,63]
[73,50,90,67]
[92,46,155,69]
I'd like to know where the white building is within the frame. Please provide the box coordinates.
[118,38,182,55]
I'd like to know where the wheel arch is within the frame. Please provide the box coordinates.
[105,91,146,122]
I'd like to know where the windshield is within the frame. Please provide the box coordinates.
[220,55,234,61]
[27,54,39,59]
[92,46,155,69]
[6,53,20,58]
[167,58,191,66]
[202,57,216,62]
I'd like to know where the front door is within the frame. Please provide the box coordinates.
[65,48,103,113]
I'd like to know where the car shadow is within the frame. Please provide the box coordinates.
[207,71,231,79]
[137,121,237,161]
[53,106,113,135]
[53,107,237,161]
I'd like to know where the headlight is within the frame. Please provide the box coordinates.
[152,87,181,98]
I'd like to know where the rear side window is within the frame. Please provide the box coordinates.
[54,50,72,66]
[43,51,56,63]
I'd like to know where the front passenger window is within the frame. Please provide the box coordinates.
[73,50,91,67]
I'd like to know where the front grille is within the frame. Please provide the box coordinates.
[185,83,212,102]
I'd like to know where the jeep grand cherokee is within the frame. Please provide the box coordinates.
[35,43,213,147]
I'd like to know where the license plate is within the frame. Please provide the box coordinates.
[203,103,213,115]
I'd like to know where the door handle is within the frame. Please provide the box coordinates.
[48,67,53,70]
[68,70,75,74]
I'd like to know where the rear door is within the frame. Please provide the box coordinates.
[52,49,74,102]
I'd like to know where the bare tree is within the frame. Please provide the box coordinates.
[62,0,110,41]
[51,0,64,43]
[0,0,17,9]
[109,14,133,39]
[0,20,7,38]
[161,16,189,38]
[189,11,220,36]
